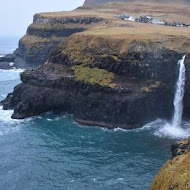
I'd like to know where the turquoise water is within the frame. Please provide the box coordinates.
[0,38,176,190]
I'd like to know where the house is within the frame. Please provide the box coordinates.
[119,14,130,20]
[152,19,166,25]
[138,16,153,23]
[119,14,135,21]
[176,22,184,27]
[124,16,135,22]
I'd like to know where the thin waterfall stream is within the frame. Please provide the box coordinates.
[172,55,186,128]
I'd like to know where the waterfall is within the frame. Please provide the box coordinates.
[153,55,190,139]
[172,55,186,128]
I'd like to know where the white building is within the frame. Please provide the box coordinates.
[124,16,135,22]
[152,19,166,25]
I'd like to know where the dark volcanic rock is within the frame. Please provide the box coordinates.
[13,14,103,67]
[0,62,15,70]
[33,15,103,25]
[0,54,16,69]
[1,36,190,129]
[171,138,190,157]
[17,37,60,66]
[0,56,178,129]
[0,54,15,63]
[27,26,86,38]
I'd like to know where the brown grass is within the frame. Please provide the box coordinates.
[35,1,190,53]
[38,1,190,23]
[151,152,190,190]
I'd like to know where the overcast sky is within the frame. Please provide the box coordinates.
[0,0,85,37]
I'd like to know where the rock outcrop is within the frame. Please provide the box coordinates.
[0,54,16,69]
[151,138,190,190]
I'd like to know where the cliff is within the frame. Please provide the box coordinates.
[10,0,190,68]
[13,13,103,68]
[151,138,190,190]
[1,1,190,128]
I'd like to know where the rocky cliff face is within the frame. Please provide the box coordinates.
[151,138,190,190]
[1,36,190,128]
[1,1,190,128]
[12,13,103,68]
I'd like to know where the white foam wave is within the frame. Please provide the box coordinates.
[47,118,53,121]
[0,69,24,82]
[137,119,164,131]
[0,107,21,136]
[113,127,128,132]
[154,122,190,139]
[0,68,24,73]
[9,62,14,67]
[0,126,21,136]
[117,178,124,181]
[0,106,33,136]
[135,119,190,139]
[0,54,4,58]
[0,106,20,123]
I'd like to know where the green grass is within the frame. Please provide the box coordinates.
[73,65,116,88]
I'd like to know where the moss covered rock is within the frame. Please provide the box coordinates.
[73,65,116,88]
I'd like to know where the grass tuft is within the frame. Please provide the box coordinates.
[73,65,116,88]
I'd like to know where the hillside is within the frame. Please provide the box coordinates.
[83,0,190,6]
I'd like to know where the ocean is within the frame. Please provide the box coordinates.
[0,37,178,190]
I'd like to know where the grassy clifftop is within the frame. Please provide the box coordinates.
[34,1,190,52]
